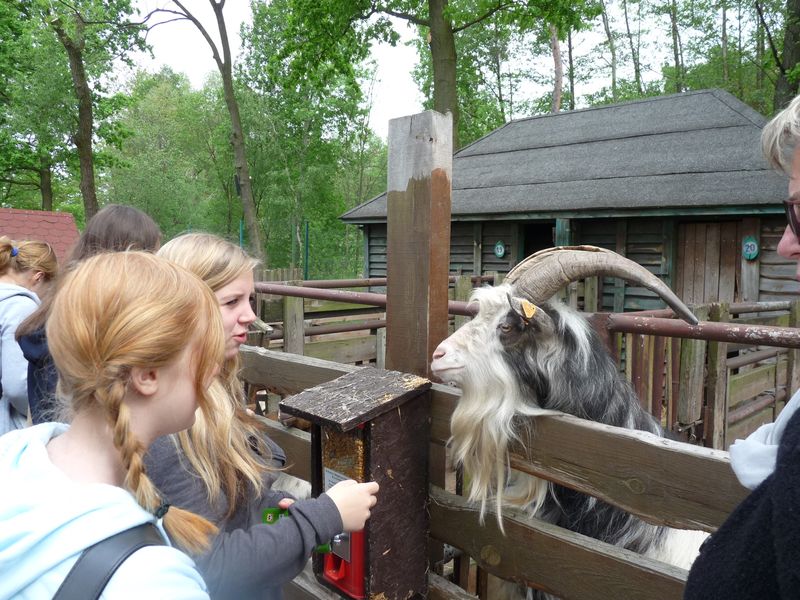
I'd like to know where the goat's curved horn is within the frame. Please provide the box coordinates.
[505,245,698,326]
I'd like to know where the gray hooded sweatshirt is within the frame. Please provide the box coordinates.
[0,282,39,435]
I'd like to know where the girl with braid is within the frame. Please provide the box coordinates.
[0,251,224,599]
[148,233,379,600]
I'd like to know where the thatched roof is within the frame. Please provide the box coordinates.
[342,89,787,224]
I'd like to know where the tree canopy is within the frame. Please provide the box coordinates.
[1,0,798,276]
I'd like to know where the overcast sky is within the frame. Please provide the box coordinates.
[130,2,423,139]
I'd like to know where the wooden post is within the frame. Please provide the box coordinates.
[651,335,666,421]
[584,276,599,312]
[555,218,578,308]
[705,303,730,449]
[677,304,710,438]
[375,327,386,369]
[614,221,628,313]
[454,274,473,331]
[472,223,483,276]
[385,110,452,593]
[385,110,452,377]
[492,270,504,286]
[283,293,305,356]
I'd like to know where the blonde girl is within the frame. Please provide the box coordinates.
[149,233,379,599]
[0,251,224,598]
[0,236,57,434]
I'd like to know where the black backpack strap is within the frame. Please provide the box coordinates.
[52,522,166,600]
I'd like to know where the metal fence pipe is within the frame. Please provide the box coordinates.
[255,283,387,306]
[260,275,496,289]
[603,313,800,349]
[268,319,388,340]
[255,282,478,317]
[726,348,787,370]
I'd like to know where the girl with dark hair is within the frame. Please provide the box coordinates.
[16,204,162,424]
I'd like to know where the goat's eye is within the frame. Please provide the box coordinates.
[499,323,512,333]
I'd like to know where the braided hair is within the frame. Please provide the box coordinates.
[47,251,225,553]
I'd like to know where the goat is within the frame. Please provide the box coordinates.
[430,246,707,600]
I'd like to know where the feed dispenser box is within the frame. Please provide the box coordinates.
[279,368,431,599]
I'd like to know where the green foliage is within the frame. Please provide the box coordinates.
[0,0,146,212]
[236,0,385,277]
[584,78,663,106]
[105,69,240,240]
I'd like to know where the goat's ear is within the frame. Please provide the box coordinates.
[508,295,538,323]
[509,294,555,334]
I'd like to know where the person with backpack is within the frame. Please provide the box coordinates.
[0,236,57,435]
[0,251,223,598]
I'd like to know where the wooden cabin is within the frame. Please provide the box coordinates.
[342,89,796,310]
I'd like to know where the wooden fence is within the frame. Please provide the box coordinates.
[240,346,748,599]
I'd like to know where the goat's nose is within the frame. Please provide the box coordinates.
[432,346,446,361]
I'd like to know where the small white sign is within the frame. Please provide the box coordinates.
[324,467,350,491]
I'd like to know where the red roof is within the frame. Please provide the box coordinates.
[0,208,79,262]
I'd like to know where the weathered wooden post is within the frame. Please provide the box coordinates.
[385,111,453,591]
[454,274,473,331]
[283,292,305,355]
[385,110,453,376]
[677,304,710,440]
[705,302,730,449]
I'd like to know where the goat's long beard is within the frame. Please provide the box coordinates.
[449,371,548,531]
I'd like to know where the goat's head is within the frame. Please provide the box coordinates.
[430,245,697,525]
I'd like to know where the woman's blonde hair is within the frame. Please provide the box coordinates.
[0,236,58,281]
[762,94,800,173]
[47,251,225,553]
[157,233,272,518]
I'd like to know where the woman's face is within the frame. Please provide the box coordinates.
[214,271,257,360]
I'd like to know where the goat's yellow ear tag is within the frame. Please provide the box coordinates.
[521,300,536,319]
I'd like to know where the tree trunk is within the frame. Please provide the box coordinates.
[721,4,729,84]
[52,16,98,220]
[550,24,563,113]
[669,0,683,93]
[775,0,800,110]
[428,0,460,149]
[756,5,765,92]
[490,22,506,121]
[39,156,53,211]
[600,0,618,101]
[568,29,575,110]
[209,0,265,260]
[622,0,643,95]
[220,70,264,260]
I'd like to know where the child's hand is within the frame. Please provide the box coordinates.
[278,497,295,509]
[325,480,379,532]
